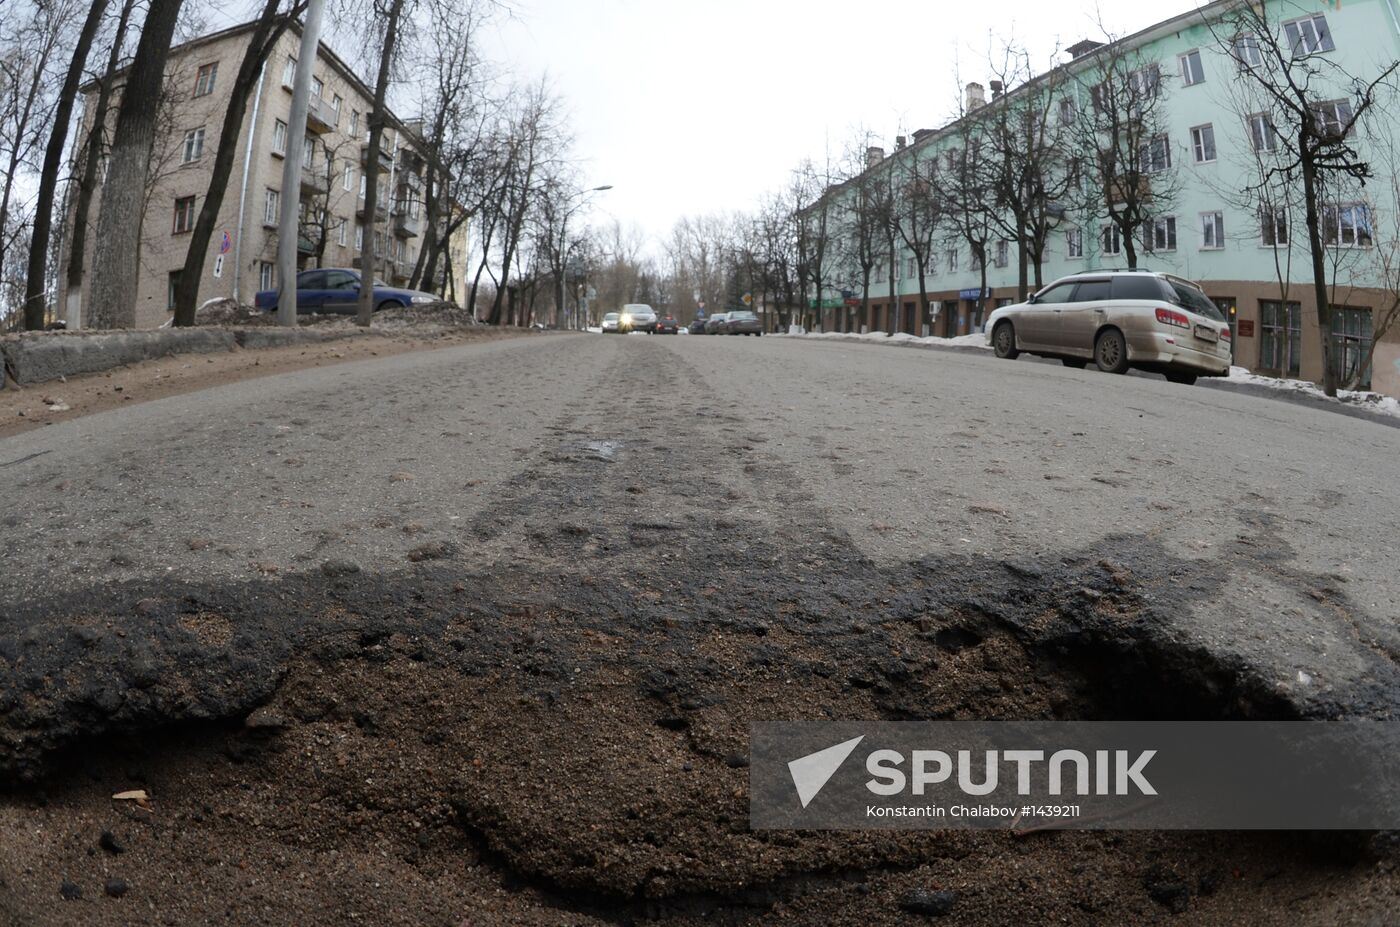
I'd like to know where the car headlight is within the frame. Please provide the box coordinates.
[620,314,631,324]
[410,295,435,304]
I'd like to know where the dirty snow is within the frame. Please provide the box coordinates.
[1224,366,1400,419]
[775,330,992,349]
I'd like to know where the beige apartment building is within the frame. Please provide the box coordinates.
[62,20,435,330]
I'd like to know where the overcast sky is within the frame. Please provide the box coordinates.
[478,0,1206,248]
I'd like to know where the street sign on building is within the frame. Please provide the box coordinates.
[959,287,990,300]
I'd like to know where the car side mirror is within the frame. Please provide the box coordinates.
[1026,294,1038,305]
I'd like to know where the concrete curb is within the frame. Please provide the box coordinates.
[0,327,375,388]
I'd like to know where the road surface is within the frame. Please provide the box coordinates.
[1,332,1397,924]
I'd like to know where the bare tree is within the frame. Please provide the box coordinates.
[790,156,836,331]
[62,0,137,329]
[1207,2,1398,395]
[942,125,997,332]
[890,139,943,332]
[88,0,186,329]
[22,0,110,329]
[1066,31,1179,273]
[171,0,304,326]
[0,0,71,324]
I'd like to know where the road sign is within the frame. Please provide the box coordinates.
[742,292,753,306]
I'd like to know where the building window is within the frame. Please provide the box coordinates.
[181,127,205,163]
[946,248,958,273]
[264,188,280,226]
[282,56,297,88]
[271,118,287,155]
[1247,113,1278,153]
[1190,124,1216,163]
[1323,203,1374,247]
[1331,306,1372,388]
[1140,134,1171,173]
[1314,100,1354,138]
[173,195,196,233]
[310,75,323,98]
[331,93,342,122]
[194,62,218,97]
[1101,224,1122,256]
[355,221,363,252]
[994,240,1009,268]
[1260,205,1288,247]
[1130,64,1161,99]
[1201,212,1225,250]
[1259,300,1301,376]
[970,249,983,272]
[167,271,181,310]
[343,163,354,191]
[359,174,367,200]
[351,110,360,136]
[302,136,315,169]
[1066,228,1083,258]
[1284,14,1335,55]
[1058,98,1076,124]
[259,261,275,291]
[905,256,917,279]
[1232,34,1263,69]
[1145,216,1177,252]
[337,221,347,246]
[1179,50,1204,86]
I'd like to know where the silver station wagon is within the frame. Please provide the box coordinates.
[985,270,1232,384]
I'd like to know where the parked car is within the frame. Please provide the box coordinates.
[621,303,658,333]
[601,312,621,333]
[688,317,709,334]
[985,270,1231,384]
[705,313,731,334]
[725,310,762,335]
[254,268,440,314]
[657,314,680,334]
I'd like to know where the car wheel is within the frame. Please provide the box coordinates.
[1165,371,1198,385]
[992,322,1019,359]
[1094,328,1130,374]
[374,300,403,313]
[1061,357,1088,369]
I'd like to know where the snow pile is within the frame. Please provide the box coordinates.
[776,330,992,350]
[1224,366,1400,419]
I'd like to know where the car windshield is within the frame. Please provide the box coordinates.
[603,313,618,320]
[730,311,756,320]
[1169,282,1225,321]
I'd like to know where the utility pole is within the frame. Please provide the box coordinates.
[276,0,327,327]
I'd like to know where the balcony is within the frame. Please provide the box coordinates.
[300,171,329,196]
[393,212,421,238]
[402,170,424,192]
[360,144,394,174]
[305,95,337,134]
[296,234,315,255]
[356,201,388,221]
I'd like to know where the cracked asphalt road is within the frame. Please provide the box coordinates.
[2,331,1399,924]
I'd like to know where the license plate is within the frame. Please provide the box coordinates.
[1194,324,1219,343]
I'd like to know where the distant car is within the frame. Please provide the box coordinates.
[601,312,621,333]
[688,318,709,334]
[985,270,1231,385]
[725,310,762,336]
[656,315,679,334]
[705,313,730,334]
[254,267,440,314]
[621,303,658,333]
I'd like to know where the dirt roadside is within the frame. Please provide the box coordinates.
[0,326,536,440]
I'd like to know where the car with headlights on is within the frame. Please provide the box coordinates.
[601,312,621,333]
[620,304,658,333]
[705,313,730,334]
[725,310,762,335]
[985,270,1231,384]
[254,268,442,315]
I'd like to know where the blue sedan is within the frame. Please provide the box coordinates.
[254,267,443,314]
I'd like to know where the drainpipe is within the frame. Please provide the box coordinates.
[233,62,267,304]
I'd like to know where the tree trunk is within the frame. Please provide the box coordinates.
[173,0,294,326]
[88,0,185,329]
[23,0,110,330]
[356,0,407,327]
[1016,231,1030,301]
[408,164,434,288]
[1301,154,1337,396]
[64,0,137,329]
